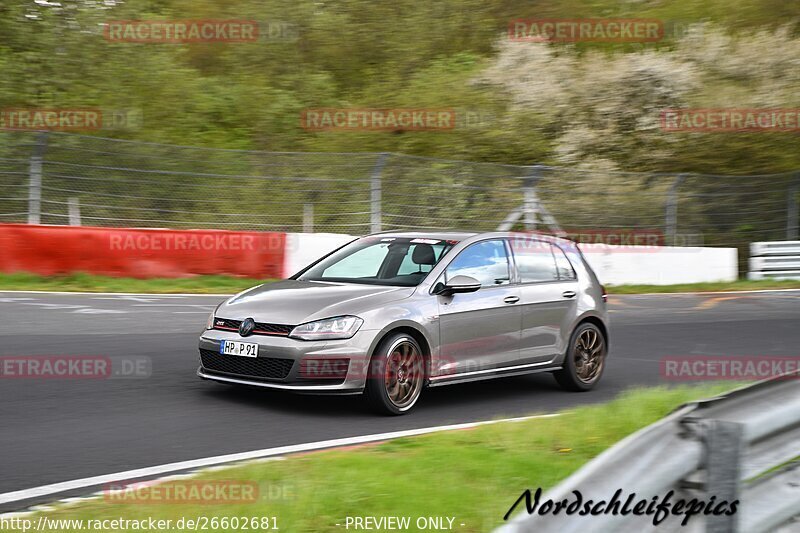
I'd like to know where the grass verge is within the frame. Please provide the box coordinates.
[607,279,800,294]
[1,272,800,295]
[0,272,268,294]
[18,383,739,532]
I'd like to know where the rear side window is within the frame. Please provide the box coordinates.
[509,239,558,283]
[552,245,577,281]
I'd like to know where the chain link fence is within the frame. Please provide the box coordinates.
[1,130,798,271]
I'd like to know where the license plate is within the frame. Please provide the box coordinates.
[220,340,259,358]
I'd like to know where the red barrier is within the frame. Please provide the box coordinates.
[0,224,286,278]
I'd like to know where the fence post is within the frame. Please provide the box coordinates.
[370,153,388,233]
[665,174,686,246]
[497,165,563,233]
[788,175,799,241]
[703,419,743,533]
[27,131,48,225]
[67,197,81,226]
[303,203,313,233]
[522,166,541,230]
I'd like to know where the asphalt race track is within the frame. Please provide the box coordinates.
[1,290,799,510]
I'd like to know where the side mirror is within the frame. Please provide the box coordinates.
[433,275,482,296]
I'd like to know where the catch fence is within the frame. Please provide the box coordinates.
[1,130,797,272]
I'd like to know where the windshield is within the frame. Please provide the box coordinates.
[297,237,456,287]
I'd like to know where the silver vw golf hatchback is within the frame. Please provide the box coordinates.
[199,231,609,414]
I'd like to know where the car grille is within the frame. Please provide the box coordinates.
[213,318,294,336]
[199,349,294,380]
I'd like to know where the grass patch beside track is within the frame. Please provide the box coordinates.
[2,272,800,294]
[607,279,800,294]
[20,383,739,532]
[0,272,270,294]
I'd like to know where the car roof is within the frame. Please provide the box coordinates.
[364,230,576,245]
[365,230,479,241]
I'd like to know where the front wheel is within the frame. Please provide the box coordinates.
[554,322,606,391]
[364,334,425,415]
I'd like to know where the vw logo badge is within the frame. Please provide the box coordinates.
[239,317,256,337]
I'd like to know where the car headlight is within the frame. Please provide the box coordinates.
[205,312,215,330]
[289,316,364,341]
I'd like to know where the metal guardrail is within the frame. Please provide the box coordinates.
[749,241,800,280]
[497,373,800,533]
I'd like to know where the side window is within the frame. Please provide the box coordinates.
[445,240,510,288]
[552,245,577,281]
[510,238,558,283]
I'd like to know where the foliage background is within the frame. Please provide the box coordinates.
[0,0,798,172]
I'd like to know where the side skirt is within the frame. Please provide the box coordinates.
[426,362,562,388]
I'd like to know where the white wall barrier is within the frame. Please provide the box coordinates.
[282,233,739,286]
[580,244,738,286]
[283,233,355,277]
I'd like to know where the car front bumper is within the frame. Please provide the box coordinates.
[197,329,375,393]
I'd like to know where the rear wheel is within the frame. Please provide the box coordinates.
[554,322,606,391]
[365,333,425,415]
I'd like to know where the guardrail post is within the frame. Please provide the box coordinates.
[370,153,388,233]
[27,131,48,225]
[703,419,744,533]
[788,176,799,241]
[665,174,686,246]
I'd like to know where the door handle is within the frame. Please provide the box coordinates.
[504,296,520,304]
[562,291,577,299]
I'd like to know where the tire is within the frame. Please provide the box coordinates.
[554,322,607,392]
[365,333,425,415]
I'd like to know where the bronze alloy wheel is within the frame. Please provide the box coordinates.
[554,322,607,392]
[365,333,426,415]
[574,327,605,384]
[384,338,424,409]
